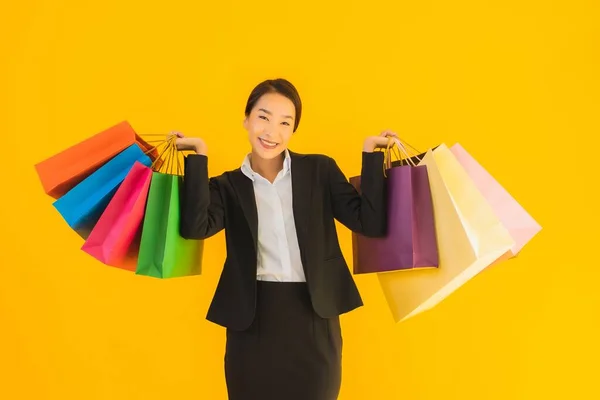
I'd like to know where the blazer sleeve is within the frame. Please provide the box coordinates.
[328,151,387,237]
[179,153,225,239]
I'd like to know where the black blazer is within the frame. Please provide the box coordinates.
[180,150,387,331]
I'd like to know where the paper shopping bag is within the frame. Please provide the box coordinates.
[52,144,152,239]
[449,143,541,258]
[136,172,203,279]
[34,120,158,199]
[377,144,515,322]
[81,161,153,270]
[349,151,438,273]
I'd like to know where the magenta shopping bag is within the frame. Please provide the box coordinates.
[350,144,439,274]
[81,161,153,270]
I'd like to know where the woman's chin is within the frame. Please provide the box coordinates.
[252,146,284,160]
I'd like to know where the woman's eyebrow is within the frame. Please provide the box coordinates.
[258,108,293,119]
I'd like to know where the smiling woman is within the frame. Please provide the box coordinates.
[241,79,302,182]
[171,78,399,400]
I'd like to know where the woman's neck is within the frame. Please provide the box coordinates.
[249,150,285,184]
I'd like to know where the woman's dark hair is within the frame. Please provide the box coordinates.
[244,78,302,132]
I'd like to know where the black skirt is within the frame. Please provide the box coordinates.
[224,281,343,400]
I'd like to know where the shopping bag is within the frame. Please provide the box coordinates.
[35,120,158,199]
[349,141,438,273]
[449,143,541,258]
[136,171,203,279]
[377,144,515,322]
[81,161,153,270]
[52,143,152,239]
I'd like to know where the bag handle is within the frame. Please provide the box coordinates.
[394,138,426,165]
[142,135,183,176]
[377,137,403,177]
[392,138,418,167]
[379,136,422,176]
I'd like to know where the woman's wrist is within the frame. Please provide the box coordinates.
[194,142,207,156]
[362,138,376,153]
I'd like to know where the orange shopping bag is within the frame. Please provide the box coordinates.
[34,121,158,199]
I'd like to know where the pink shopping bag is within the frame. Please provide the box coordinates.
[81,161,152,270]
[449,143,542,259]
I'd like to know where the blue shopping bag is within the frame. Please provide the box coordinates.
[52,143,152,238]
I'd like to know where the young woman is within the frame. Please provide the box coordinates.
[173,78,397,400]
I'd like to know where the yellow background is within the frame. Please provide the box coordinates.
[1,0,598,399]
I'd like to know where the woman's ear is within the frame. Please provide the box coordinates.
[242,117,248,131]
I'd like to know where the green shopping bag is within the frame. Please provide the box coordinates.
[136,171,203,278]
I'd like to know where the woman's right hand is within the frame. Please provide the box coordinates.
[168,131,207,155]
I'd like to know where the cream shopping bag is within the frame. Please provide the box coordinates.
[377,144,515,322]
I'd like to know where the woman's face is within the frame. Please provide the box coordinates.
[243,92,296,160]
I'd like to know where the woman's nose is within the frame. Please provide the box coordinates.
[262,127,276,137]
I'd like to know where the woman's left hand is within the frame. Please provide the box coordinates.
[363,130,399,152]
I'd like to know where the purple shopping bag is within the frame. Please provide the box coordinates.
[350,148,439,274]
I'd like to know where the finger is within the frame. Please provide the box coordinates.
[381,130,399,140]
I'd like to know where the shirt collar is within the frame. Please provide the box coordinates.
[241,149,291,182]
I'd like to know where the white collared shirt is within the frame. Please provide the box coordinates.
[240,150,306,282]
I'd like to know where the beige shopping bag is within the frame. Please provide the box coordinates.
[377,144,515,322]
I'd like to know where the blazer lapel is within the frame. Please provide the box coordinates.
[289,151,312,269]
[229,151,312,265]
[230,170,258,252]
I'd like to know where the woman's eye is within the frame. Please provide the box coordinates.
[282,122,290,126]
[259,115,268,120]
